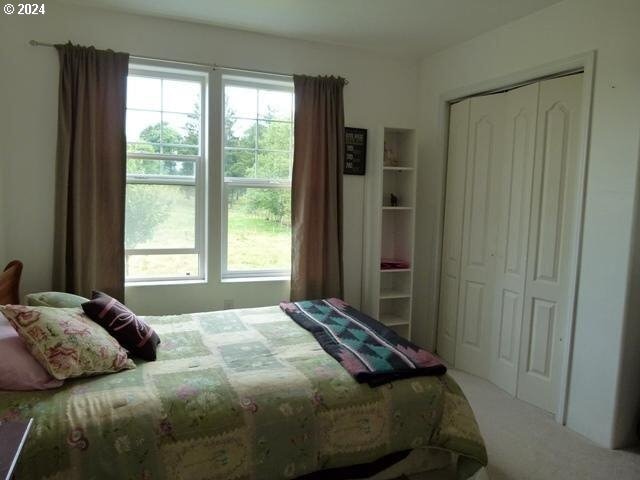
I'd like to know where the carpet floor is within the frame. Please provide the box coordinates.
[420,369,640,479]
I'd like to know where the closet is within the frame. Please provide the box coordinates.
[437,73,584,413]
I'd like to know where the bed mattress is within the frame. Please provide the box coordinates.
[0,306,487,479]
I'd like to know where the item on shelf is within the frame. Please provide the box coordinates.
[390,193,399,206]
[380,258,410,270]
[383,141,398,166]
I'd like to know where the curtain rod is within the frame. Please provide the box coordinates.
[28,40,349,84]
[449,68,583,104]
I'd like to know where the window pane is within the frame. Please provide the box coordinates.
[162,112,200,155]
[126,110,162,149]
[224,149,255,178]
[125,184,196,249]
[258,120,291,151]
[226,187,291,271]
[127,158,196,179]
[225,86,257,118]
[256,151,290,179]
[258,89,292,121]
[127,76,161,110]
[126,254,199,279]
[225,118,256,148]
[162,79,201,114]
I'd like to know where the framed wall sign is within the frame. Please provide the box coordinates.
[344,127,367,175]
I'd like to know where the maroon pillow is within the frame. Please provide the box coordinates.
[81,291,160,361]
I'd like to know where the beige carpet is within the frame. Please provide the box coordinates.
[424,369,640,480]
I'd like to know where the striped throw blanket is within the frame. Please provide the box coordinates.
[280,298,446,386]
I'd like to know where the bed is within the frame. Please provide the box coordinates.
[0,306,488,479]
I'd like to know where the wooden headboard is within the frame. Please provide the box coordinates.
[0,260,23,305]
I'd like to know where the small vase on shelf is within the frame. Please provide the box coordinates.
[384,142,398,166]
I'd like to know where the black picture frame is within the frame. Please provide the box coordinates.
[344,127,367,175]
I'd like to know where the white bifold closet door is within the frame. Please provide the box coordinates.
[436,100,469,363]
[488,82,539,395]
[516,74,583,412]
[453,93,505,380]
[438,73,583,413]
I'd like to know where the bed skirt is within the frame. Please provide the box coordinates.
[360,447,490,480]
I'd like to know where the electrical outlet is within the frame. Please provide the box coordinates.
[223,299,234,310]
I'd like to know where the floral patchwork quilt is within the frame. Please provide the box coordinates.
[0,306,487,479]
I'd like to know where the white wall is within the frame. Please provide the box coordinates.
[0,162,5,270]
[0,170,6,269]
[414,0,640,448]
[0,29,9,271]
[0,134,6,268]
[0,1,418,313]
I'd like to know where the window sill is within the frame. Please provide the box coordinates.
[221,275,290,283]
[125,279,207,288]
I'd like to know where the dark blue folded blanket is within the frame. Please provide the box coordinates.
[280,298,446,386]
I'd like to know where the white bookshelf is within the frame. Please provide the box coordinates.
[363,127,417,339]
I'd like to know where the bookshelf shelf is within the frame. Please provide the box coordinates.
[380,290,411,299]
[380,315,410,327]
[383,166,414,171]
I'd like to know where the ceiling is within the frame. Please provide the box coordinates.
[62,0,563,59]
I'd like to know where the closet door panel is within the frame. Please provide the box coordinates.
[467,119,493,267]
[488,82,539,395]
[517,74,583,413]
[437,99,470,362]
[534,103,569,283]
[455,94,504,378]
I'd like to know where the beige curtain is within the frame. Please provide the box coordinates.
[291,75,346,301]
[52,43,129,301]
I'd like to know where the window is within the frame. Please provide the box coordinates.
[125,64,207,282]
[222,75,294,278]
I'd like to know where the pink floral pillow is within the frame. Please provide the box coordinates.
[0,305,135,380]
[0,313,63,390]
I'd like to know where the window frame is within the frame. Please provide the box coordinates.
[125,62,209,284]
[220,73,294,280]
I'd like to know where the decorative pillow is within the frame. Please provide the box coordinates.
[26,291,89,308]
[82,291,160,361]
[0,312,63,390]
[0,305,135,380]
